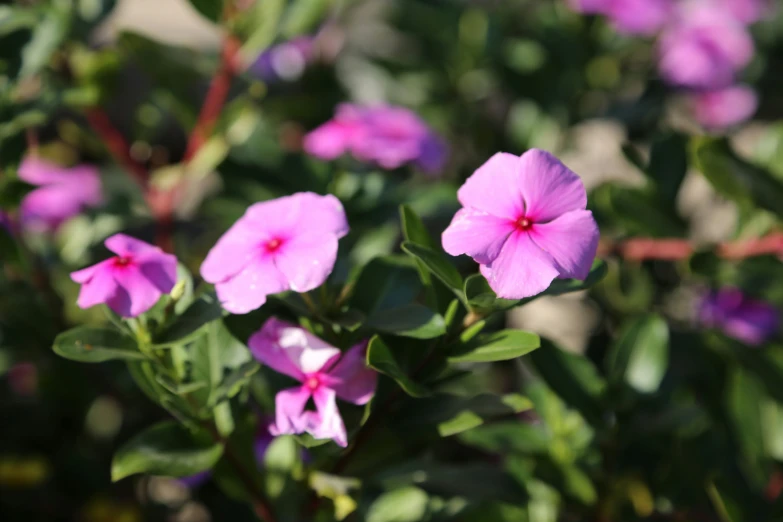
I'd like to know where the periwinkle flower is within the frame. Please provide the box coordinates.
[442,149,599,299]
[200,193,348,314]
[250,37,314,82]
[657,5,753,90]
[71,234,177,317]
[698,288,779,345]
[304,104,448,174]
[690,85,758,130]
[18,157,102,231]
[249,318,376,447]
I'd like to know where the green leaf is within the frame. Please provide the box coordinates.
[607,314,669,393]
[543,259,608,296]
[0,178,36,208]
[213,361,260,403]
[187,0,223,22]
[528,340,606,426]
[694,137,783,219]
[592,184,686,237]
[349,256,422,316]
[111,421,223,481]
[20,9,68,78]
[648,131,688,204]
[366,487,429,522]
[53,326,145,363]
[366,304,446,339]
[155,292,225,345]
[458,421,551,453]
[367,336,429,397]
[401,393,533,438]
[448,329,540,363]
[727,368,768,486]
[401,241,464,296]
[400,204,436,249]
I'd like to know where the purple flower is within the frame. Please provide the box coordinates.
[71,234,178,317]
[442,150,599,299]
[568,0,673,35]
[698,288,779,345]
[249,318,376,447]
[200,193,348,314]
[18,157,102,231]
[719,0,769,24]
[657,4,754,90]
[304,104,448,174]
[250,37,315,82]
[690,85,758,131]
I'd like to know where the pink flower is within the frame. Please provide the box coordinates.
[303,104,448,174]
[698,288,779,346]
[249,318,376,447]
[657,4,753,90]
[690,85,758,130]
[568,0,673,35]
[200,193,348,314]
[71,234,177,317]
[18,157,102,231]
[719,0,769,24]
[442,150,599,299]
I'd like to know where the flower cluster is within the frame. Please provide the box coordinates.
[18,157,102,231]
[569,0,765,130]
[304,104,448,174]
[698,287,779,345]
[69,148,599,445]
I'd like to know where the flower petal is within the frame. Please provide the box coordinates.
[457,152,524,220]
[139,253,178,294]
[326,340,376,405]
[518,149,587,223]
[284,192,349,238]
[482,231,560,299]
[249,317,341,380]
[105,234,161,258]
[274,234,339,293]
[73,261,119,310]
[269,386,312,436]
[113,266,163,317]
[200,219,264,284]
[308,387,347,447]
[528,210,599,280]
[215,256,288,314]
[442,208,515,264]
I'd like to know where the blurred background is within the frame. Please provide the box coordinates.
[1,0,782,521]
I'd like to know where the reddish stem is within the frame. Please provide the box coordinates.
[84,108,148,189]
[598,233,783,261]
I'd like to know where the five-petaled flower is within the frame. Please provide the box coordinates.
[249,318,376,447]
[442,149,599,300]
[698,287,779,346]
[18,156,102,231]
[200,192,349,314]
[71,234,178,317]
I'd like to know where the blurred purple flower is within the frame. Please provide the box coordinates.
[442,150,599,299]
[568,0,673,35]
[71,234,177,317]
[249,318,376,447]
[18,157,102,231]
[657,4,754,89]
[6,362,38,397]
[304,104,448,174]
[250,37,315,83]
[200,192,348,314]
[720,0,769,24]
[690,85,758,130]
[698,288,779,345]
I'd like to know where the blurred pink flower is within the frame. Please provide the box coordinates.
[698,288,779,345]
[657,4,753,89]
[249,318,376,447]
[71,234,177,317]
[720,0,769,24]
[304,104,448,174]
[18,157,102,231]
[568,0,673,35]
[200,193,348,314]
[690,85,758,130]
[442,150,599,299]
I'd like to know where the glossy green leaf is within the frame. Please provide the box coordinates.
[20,10,68,78]
[111,421,223,481]
[155,292,225,345]
[53,326,145,363]
[401,241,464,295]
[449,329,540,363]
[400,204,436,249]
[349,256,422,315]
[648,131,688,204]
[458,421,551,453]
[607,314,669,393]
[366,336,429,397]
[366,304,446,339]
[366,486,429,522]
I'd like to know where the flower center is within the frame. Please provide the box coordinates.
[304,374,321,391]
[113,256,132,268]
[264,238,283,253]
[515,216,533,231]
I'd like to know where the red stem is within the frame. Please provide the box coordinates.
[84,108,148,189]
[598,233,783,261]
